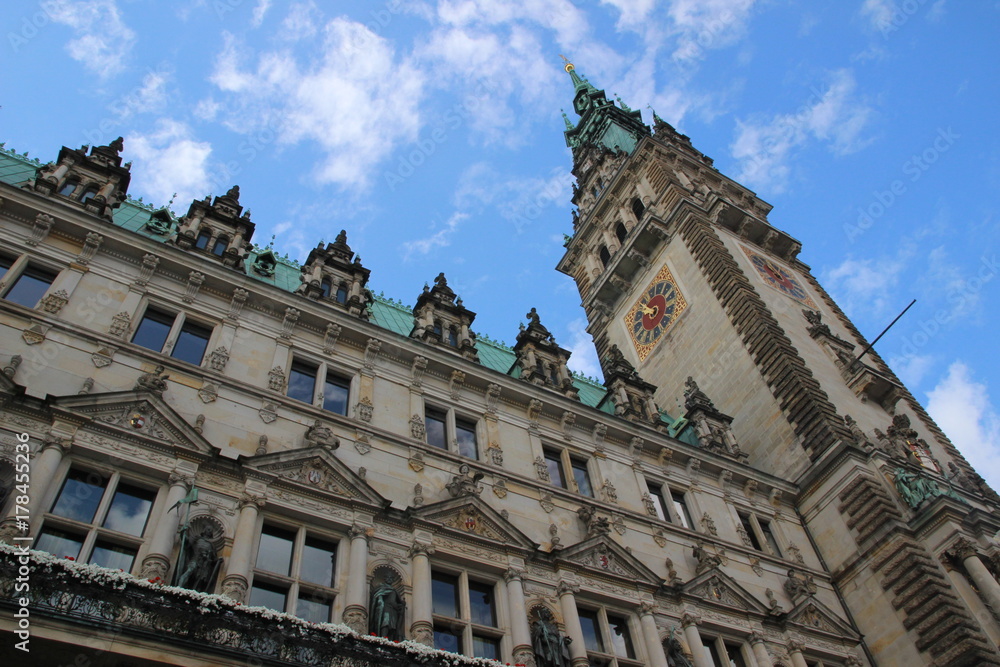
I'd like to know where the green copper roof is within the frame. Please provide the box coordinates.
[561,63,650,157]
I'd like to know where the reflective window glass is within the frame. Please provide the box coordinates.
[5,265,57,308]
[426,408,447,449]
[432,572,459,618]
[102,483,155,536]
[35,527,84,559]
[51,469,107,523]
[250,582,287,612]
[323,376,350,415]
[468,580,496,626]
[256,525,295,576]
[287,360,318,403]
[456,419,478,459]
[90,541,137,571]
[172,319,211,366]
[300,537,337,587]
[132,308,174,352]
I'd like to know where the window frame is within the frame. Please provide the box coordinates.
[430,567,504,660]
[0,255,60,309]
[423,404,481,460]
[34,465,160,575]
[284,354,356,416]
[131,304,215,368]
[700,634,751,667]
[576,604,642,667]
[543,447,594,497]
[735,509,782,558]
[250,521,341,624]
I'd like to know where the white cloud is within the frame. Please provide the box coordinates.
[821,253,908,318]
[209,19,424,189]
[402,212,469,259]
[279,1,320,40]
[565,318,601,378]
[731,69,873,192]
[42,0,136,78]
[859,0,896,32]
[889,353,934,387]
[193,97,222,121]
[125,120,212,206]
[251,0,272,27]
[667,0,758,62]
[926,361,1000,489]
[599,0,656,30]
[454,163,573,232]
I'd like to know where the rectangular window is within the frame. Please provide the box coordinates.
[172,319,212,366]
[0,255,12,281]
[608,614,636,659]
[671,490,693,529]
[132,308,175,353]
[426,408,448,449]
[322,375,351,415]
[739,512,762,551]
[4,264,57,308]
[251,524,339,623]
[544,450,566,488]
[287,360,318,404]
[434,626,463,654]
[431,570,503,658]
[572,459,594,497]
[36,468,157,574]
[648,484,669,522]
[758,518,781,557]
[468,580,496,626]
[579,609,604,652]
[455,418,478,459]
[432,572,460,618]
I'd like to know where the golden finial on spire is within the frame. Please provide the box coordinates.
[560,54,575,73]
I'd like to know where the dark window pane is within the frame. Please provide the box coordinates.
[256,525,295,576]
[468,580,496,626]
[335,285,348,304]
[250,582,287,612]
[431,572,459,618]
[578,608,603,652]
[473,635,500,660]
[545,452,565,488]
[300,537,337,587]
[51,469,107,523]
[434,626,462,654]
[608,615,635,659]
[132,308,174,353]
[572,460,593,497]
[649,486,668,522]
[5,266,57,308]
[90,541,137,572]
[35,527,84,559]
[195,230,211,249]
[80,188,97,203]
[426,409,447,449]
[211,237,227,256]
[456,419,477,459]
[725,642,748,667]
[287,361,318,403]
[102,483,156,536]
[671,491,692,529]
[172,320,211,366]
[323,375,350,415]
[739,513,762,551]
[59,181,78,196]
[703,638,725,667]
[759,519,781,557]
[320,279,331,298]
[0,255,12,281]
[447,328,458,347]
[297,594,332,623]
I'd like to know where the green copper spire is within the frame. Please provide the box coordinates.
[561,55,596,94]
[560,57,650,159]
[561,109,575,131]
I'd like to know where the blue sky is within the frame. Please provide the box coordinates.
[2,0,998,484]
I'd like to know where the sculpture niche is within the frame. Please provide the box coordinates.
[173,517,224,593]
[369,570,406,640]
[531,607,571,667]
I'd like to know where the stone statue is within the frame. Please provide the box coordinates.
[304,419,339,449]
[134,365,169,395]
[225,185,240,200]
[107,136,124,155]
[531,607,570,667]
[175,525,221,592]
[434,272,448,288]
[368,572,406,640]
[893,467,933,509]
[664,627,693,667]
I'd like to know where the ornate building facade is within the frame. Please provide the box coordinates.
[0,64,998,666]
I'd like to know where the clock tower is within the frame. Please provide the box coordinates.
[557,62,1000,666]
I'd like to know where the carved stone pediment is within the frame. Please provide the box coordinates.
[786,597,859,639]
[554,535,662,586]
[49,390,217,455]
[247,447,387,507]
[410,495,537,552]
[682,569,769,614]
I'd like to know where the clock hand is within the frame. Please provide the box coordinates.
[641,303,656,316]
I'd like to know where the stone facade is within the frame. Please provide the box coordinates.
[0,67,997,667]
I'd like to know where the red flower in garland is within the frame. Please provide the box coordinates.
[65,556,75,560]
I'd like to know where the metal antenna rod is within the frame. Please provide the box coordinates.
[855,299,916,363]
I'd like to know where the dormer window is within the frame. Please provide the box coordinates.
[80,187,98,203]
[335,284,348,304]
[211,236,228,256]
[195,229,212,250]
[59,181,78,197]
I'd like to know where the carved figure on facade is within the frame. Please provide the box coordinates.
[693,542,722,574]
[531,607,571,667]
[534,456,551,482]
[577,505,611,537]
[783,569,816,601]
[174,523,222,593]
[891,466,964,509]
[447,465,484,497]
[664,627,694,667]
[369,570,406,640]
[843,415,872,451]
[134,365,169,395]
[304,420,339,450]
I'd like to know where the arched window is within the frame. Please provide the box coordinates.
[335,284,348,304]
[320,277,332,298]
[631,197,645,221]
[194,229,212,250]
[79,187,99,203]
[211,236,228,256]
[432,322,443,339]
[59,181,78,197]
[599,246,611,268]
[615,222,628,244]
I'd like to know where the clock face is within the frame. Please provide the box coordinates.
[625,265,688,362]
[741,245,817,309]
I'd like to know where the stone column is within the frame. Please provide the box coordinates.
[220,491,265,603]
[27,432,72,532]
[557,580,588,667]
[409,542,436,646]
[787,638,808,667]
[749,630,771,667]
[681,612,711,667]
[505,568,534,666]
[638,602,668,667]
[954,538,1000,618]
[139,467,194,580]
[342,523,371,633]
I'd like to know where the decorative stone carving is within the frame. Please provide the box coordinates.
[486,383,501,414]
[39,289,69,314]
[653,529,667,548]
[539,491,554,513]
[577,505,611,537]
[534,456,551,481]
[693,542,722,574]
[304,420,339,450]
[78,377,94,394]
[258,400,278,423]
[198,382,218,403]
[602,479,618,504]
[449,370,465,400]
[280,307,300,339]
[182,270,204,303]
[410,355,427,386]
[208,346,229,372]
[91,344,116,367]
[528,398,543,423]
[409,414,426,439]
[355,396,373,423]
[492,476,508,498]
[27,212,54,246]
[642,492,657,516]
[446,465,484,497]
[3,355,21,380]
[22,321,48,345]
[255,435,268,456]
[228,288,248,320]
[664,557,682,585]
[700,512,717,536]
[487,441,504,466]
[413,483,424,506]
[134,365,169,396]
[267,366,285,392]
[784,569,817,601]
[323,323,341,354]
[109,311,131,338]
[408,448,425,472]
